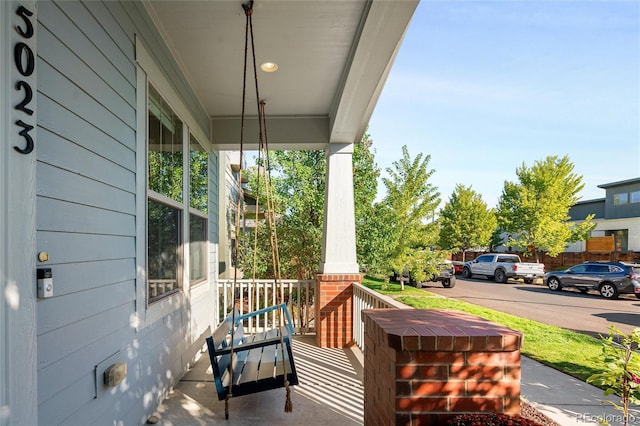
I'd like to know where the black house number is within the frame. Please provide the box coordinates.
[14,5,35,155]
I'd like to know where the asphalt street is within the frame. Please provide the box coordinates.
[420,275,640,338]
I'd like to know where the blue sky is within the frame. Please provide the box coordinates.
[368,0,640,209]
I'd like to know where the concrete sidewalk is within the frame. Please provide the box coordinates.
[154,335,639,425]
[522,356,639,425]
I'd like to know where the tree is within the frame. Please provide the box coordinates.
[487,226,505,253]
[353,136,392,275]
[238,133,386,279]
[496,155,595,261]
[239,150,325,280]
[381,145,442,288]
[438,185,497,262]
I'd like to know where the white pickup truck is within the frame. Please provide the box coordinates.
[462,253,545,284]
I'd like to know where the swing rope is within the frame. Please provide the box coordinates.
[226,1,293,417]
[225,0,252,418]
[257,100,293,412]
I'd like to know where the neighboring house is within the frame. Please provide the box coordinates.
[566,177,640,253]
[480,177,640,256]
[1,1,418,425]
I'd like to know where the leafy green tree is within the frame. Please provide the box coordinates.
[239,133,387,279]
[381,145,442,288]
[353,136,392,275]
[496,155,595,261]
[438,185,497,262]
[487,226,505,252]
[239,150,325,280]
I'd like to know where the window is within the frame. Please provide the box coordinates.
[631,191,640,204]
[147,85,184,302]
[189,135,208,285]
[570,265,588,273]
[586,265,609,274]
[613,192,628,206]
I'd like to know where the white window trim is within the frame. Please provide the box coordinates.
[135,37,211,329]
[188,136,209,287]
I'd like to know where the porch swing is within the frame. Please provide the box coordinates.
[205,1,298,419]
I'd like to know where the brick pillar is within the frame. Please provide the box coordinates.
[315,274,361,348]
[362,309,523,426]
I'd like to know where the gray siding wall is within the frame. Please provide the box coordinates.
[569,200,605,221]
[3,1,39,424]
[604,181,640,220]
[36,1,215,424]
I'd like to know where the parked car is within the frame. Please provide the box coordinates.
[544,261,640,299]
[451,261,464,275]
[428,261,456,288]
[462,253,545,284]
[390,261,456,288]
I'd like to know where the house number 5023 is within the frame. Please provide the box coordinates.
[14,5,35,155]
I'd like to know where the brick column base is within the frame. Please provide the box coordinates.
[362,309,523,426]
[315,273,361,348]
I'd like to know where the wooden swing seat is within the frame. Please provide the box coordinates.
[206,303,299,401]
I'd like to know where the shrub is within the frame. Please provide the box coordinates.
[587,325,640,426]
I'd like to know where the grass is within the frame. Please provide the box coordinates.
[360,275,606,383]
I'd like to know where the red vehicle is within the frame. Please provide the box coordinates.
[451,261,464,275]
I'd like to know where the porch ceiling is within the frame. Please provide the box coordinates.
[144,0,418,150]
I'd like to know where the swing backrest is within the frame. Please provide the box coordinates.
[206,303,298,400]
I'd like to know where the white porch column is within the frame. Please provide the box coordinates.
[320,143,359,274]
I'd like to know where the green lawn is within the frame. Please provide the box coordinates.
[360,276,606,383]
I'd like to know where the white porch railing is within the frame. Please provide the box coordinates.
[216,279,316,334]
[352,282,411,350]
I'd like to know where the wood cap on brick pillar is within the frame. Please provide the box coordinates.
[362,308,522,352]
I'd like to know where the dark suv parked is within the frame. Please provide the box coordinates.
[544,261,640,299]
[390,261,456,288]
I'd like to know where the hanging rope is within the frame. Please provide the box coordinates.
[225,0,253,419]
[257,100,293,412]
[226,0,293,416]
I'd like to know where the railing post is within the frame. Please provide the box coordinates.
[351,282,411,350]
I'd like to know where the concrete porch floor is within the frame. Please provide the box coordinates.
[153,335,364,425]
[153,334,633,426]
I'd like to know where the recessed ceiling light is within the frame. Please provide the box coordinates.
[260,62,278,72]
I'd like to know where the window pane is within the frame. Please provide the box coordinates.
[148,199,181,301]
[614,193,628,206]
[190,135,208,213]
[148,85,183,202]
[190,214,207,283]
[631,191,640,203]
[571,265,588,273]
